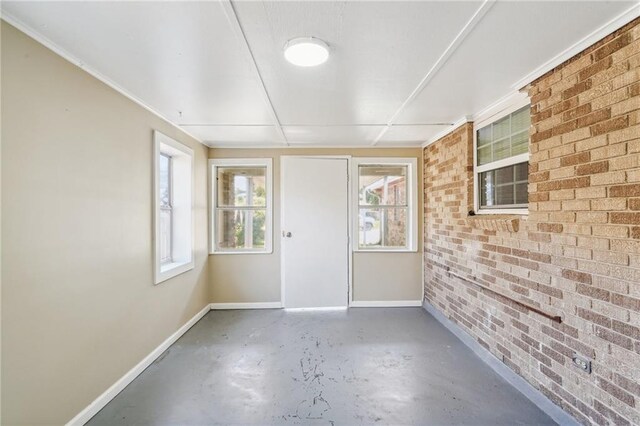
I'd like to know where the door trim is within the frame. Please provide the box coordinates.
[280,155,353,308]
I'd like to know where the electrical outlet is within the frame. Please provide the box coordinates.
[572,353,592,374]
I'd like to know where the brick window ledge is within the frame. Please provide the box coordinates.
[467,215,523,233]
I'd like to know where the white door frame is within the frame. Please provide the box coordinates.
[280,155,353,308]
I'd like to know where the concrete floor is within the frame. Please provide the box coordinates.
[88,308,555,425]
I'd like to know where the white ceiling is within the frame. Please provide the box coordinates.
[2,1,638,147]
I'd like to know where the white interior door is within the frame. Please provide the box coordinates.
[282,157,349,308]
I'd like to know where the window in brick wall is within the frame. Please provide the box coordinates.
[474,101,531,214]
[353,158,418,252]
[210,158,273,254]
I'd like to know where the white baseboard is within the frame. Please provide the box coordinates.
[210,302,282,310]
[66,304,211,426]
[422,301,579,426]
[350,300,423,307]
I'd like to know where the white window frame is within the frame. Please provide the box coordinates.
[473,96,531,215]
[352,157,418,253]
[209,158,273,254]
[153,131,195,285]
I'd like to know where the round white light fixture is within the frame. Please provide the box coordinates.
[284,37,329,67]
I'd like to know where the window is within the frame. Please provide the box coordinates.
[159,153,172,264]
[352,158,418,252]
[210,158,273,254]
[474,102,531,214]
[154,131,194,284]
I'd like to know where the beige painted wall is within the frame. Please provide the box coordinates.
[209,148,423,304]
[1,22,210,424]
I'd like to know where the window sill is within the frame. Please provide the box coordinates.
[155,260,194,285]
[467,214,523,233]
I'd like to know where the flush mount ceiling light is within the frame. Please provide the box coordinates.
[284,37,329,67]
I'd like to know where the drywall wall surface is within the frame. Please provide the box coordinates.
[208,148,424,304]
[1,22,209,424]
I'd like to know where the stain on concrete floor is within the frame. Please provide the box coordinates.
[87,308,556,425]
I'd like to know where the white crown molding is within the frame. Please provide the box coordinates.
[421,115,472,148]
[472,91,530,126]
[422,4,640,150]
[371,0,496,146]
[0,14,207,147]
[511,2,640,90]
[207,143,425,149]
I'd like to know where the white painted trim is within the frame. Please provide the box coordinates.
[372,0,495,146]
[350,300,423,308]
[351,157,419,252]
[219,1,288,146]
[472,100,531,215]
[511,2,640,90]
[209,158,273,255]
[0,14,206,147]
[280,156,353,309]
[421,116,472,148]
[65,304,211,426]
[208,143,426,149]
[423,301,580,426]
[154,131,195,285]
[473,93,531,131]
[210,302,282,310]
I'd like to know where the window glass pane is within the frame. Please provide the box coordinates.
[217,167,266,207]
[480,171,495,207]
[496,184,515,205]
[159,154,171,207]
[159,208,171,263]
[359,165,407,206]
[493,139,511,161]
[477,127,492,147]
[216,209,266,250]
[476,106,531,167]
[515,183,528,205]
[515,162,529,182]
[477,146,492,166]
[511,106,531,133]
[511,130,529,156]
[492,115,511,140]
[358,208,407,248]
[479,162,528,209]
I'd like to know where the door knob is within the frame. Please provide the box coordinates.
[282,231,292,238]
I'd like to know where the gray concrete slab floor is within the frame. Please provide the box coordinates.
[87,308,556,425]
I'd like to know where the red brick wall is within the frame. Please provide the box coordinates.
[424,18,640,426]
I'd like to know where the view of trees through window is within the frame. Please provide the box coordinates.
[216,167,267,250]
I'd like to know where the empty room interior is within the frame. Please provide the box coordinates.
[2,0,640,425]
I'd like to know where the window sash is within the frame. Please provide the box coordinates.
[210,159,273,254]
[214,207,267,251]
[159,153,173,264]
[353,158,417,252]
[215,166,267,209]
[357,206,409,250]
[473,98,531,214]
[478,162,528,209]
[476,105,531,167]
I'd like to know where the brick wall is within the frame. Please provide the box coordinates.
[424,18,640,426]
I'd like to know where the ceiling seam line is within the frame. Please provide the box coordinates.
[0,14,209,147]
[370,0,496,146]
[220,0,289,146]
